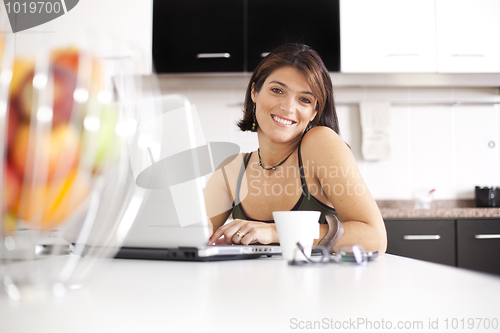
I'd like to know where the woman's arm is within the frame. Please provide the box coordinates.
[302,127,387,253]
[203,157,237,236]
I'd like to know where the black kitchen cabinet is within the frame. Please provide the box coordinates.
[153,0,245,73]
[457,219,500,275]
[152,0,340,73]
[246,0,340,72]
[385,219,456,266]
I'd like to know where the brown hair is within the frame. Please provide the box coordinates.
[237,43,339,135]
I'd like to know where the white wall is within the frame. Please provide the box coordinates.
[1,0,153,74]
[337,87,500,200]
[165,85,500,201]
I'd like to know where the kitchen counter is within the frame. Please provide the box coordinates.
[0,255,499,332]
[378,199,500,219]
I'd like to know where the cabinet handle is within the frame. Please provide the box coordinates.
[386,54,419,57]
[403,235,441,240]
[451,54,485,57]
[196,53,231,59]
[475,234,500,239]
[260,52,270,58]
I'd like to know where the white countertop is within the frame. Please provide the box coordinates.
[1,254,499,333]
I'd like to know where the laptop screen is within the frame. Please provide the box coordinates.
[123,94,239,249]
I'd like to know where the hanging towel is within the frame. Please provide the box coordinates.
[359,101,391,161]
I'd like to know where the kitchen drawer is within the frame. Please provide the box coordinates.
[385,219,456,266]
[457,219,500,275]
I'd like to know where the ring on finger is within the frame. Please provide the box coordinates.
[236,231,245,238]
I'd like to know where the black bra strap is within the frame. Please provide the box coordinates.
[297,141,308,196]
[233,152,252,207]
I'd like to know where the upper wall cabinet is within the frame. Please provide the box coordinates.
[341,0,500,73]
[436,0,500,73]
[153,0,340,73]
[247,0,340,72]
[340,0,437,73]
[152,0,245,73]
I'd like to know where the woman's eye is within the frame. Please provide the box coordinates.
[300,97,311,104]
[271,88,283,94]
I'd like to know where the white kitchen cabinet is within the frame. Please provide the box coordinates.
[341,0,500,73]
[436,0,500,73]
[340,0,437,73]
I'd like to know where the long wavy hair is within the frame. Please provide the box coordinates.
[237,43,339,135]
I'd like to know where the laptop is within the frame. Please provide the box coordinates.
[114,94,281,261]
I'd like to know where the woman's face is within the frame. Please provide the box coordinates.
[251,66,318,144]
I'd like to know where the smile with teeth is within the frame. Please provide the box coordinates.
[272,115,295,125]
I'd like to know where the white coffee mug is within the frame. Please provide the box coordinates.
[273,211,321,262]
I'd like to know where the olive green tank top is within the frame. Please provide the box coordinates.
[231,141,339,224]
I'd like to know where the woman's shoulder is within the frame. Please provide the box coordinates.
[301,126,347,153]
[300,127,357,178]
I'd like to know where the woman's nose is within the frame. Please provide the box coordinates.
[280,96,295,113]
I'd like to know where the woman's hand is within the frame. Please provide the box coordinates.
[207,219,278,245]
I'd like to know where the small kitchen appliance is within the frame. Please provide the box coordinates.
[475,186,500,207]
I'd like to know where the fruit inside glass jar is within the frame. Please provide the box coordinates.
[2,45,119,232]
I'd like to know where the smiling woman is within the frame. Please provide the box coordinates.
[204,43,387,254]
[252,67,317,145]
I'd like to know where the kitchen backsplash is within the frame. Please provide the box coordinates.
[161,84,500,200]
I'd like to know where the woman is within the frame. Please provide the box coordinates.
[205,44,386,253]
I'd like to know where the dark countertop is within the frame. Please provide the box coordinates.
[377,200,500,219]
